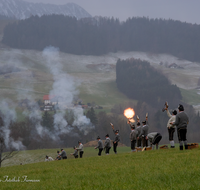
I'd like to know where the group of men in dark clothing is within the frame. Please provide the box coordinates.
[128,103,189,151]
[55,141,84,160]
[95,125,120,156]
[94,103,189,154]
[169,104,189,150]
[45,104,189,161]
[128,116,162,151]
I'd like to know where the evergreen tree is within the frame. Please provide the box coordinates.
[116,58,182,108]
[86,107,98,125]
[42,111,54,130]
[3,15,200,62]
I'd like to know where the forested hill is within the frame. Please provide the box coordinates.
[2,15,200,62]
[116,58,182,108]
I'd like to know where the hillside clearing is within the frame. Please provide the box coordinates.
[0,48,200,112]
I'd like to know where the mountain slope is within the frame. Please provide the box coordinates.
[0,0,91,19]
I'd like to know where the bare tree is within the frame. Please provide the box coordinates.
[0,113,19,168]
[0,136,18,168]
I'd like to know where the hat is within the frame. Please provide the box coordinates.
[105,134,109,137]
[178,104,184,111]
[142,120,146,125]
[57,150,60,153]
[137,122,140,126]
[115,130,119,133]
[97,136,100,139]
[78,141,81,144]
[131,124,135,129]
[172,110,177,115]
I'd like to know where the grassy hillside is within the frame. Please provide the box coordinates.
[1,147,131,167]
[0,147,200,189]
[180,88,200,105]
[0,49,200,114]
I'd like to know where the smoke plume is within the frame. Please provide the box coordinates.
[42,46,94,137]
[0,100,25,150]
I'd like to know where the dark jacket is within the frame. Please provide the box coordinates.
[139,124,149,137]
[96,140,103,149]
[104,138,111,148]
[130,129,138,141]
[60,150,67,158]
[174,112,189,129]
[113,130,120,143]
[73,149,78,157]
[136,126,142,137]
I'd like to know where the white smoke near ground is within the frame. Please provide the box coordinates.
[0,47,94,149]
[72,107,93,135]
[42,46,94,136]
[28,105,58,140]
[0,100,25,150]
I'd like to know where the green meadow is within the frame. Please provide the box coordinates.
[0,146,200,190]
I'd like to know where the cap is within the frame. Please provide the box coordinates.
[97,136,100,139]
[105,134,109,137]
[137,122,140,126]
[142,120,146,125]
[57,150,60,153]
[131,124,135,129]
[78,141,81,144]
[61,148,63,151]
[115,130,119,133]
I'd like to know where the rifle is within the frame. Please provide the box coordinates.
[162,102,168,112]
[110,123,114,130]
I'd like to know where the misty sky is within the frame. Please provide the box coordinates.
[23,0,200,24]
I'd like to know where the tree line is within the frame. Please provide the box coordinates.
[2,15,200,62]
[0,107,130,151]
[1,101,199,162]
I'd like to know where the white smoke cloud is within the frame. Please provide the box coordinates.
[0,46,94,149]
[0,100,25,150]
[72,107,93,135]
[42,46,94,135]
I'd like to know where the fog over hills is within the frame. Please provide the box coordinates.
[0,0,91,19]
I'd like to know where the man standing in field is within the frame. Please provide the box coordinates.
[138,119,149,147]
[77,141,84,158]
[135,116,142,148]
[104,134,111,155]
[165,107,177,148]
[147,132,162,150]
[110,123,120,154]
[129,124,138,152]
[95,136,103,156]
[171,104,189,150]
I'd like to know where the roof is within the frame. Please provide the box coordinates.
[43,95,56,100]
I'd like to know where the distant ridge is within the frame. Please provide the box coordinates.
[0,0,91,20]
